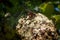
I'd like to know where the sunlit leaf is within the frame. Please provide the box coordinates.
[58,5,60,9]
[39,2,54,18]
[52,15,60,22]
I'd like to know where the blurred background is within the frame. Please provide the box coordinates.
[0,0,60,40]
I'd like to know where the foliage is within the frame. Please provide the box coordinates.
[0,0,60,40]
[39,2,54,18]
[52,15,60,29]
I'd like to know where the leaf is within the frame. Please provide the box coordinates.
[52,15,60,29]
[52,15,60,22]
[39,2,54,18]
[58,5,60,9]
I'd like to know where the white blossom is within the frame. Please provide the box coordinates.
[16,13,58,40]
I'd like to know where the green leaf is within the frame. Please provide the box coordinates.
[39,2,54,18]
[52,15,60,22]
[52,15,60,29]
[58,5,60,9]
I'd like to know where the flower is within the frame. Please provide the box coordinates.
[16,13,58,40]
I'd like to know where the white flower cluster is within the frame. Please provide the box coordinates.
[16,13,58,40]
